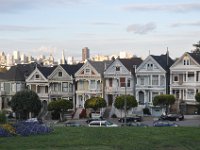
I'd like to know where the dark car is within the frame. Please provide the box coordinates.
[118,115,142,123]
[121,122,148,127]
[153,120,179,127]
[159,114,184,121]
[65,121,82,127]
[86,117,104,124]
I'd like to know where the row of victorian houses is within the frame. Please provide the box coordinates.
[0,51,199,116]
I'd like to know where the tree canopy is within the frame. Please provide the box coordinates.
[48,99,73,121]
[10,90,42,120]
[153,94,175,114]
[84,97,106,112]
[195,93,200,114]
[114,95,138,117]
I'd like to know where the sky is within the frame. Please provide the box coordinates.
[0,0,200,60]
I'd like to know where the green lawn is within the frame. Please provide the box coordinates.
[0,127,200,150]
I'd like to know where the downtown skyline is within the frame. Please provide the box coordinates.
[0,0,200,60]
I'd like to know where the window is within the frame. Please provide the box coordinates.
[90,80,96,89]
[188,72,194,82]
[127,79,131,87]
[140,76,144,85]
[120,77,125,87]
[16,83,21,92]
[187,89,194,99]
[147,63,153,70]
[152,75,159,85]
[69,83,73,92]
[109,78,112,87]
[183,56,190,65]
[62,82,68,92]
[11,83,16,92]
[116,66,120,71]
[174,75,179,82]
[35,74,39,79]
[79,80,84,90]
[0,83,4,91]
[45,86,48,93]
[58,72,62,77]
[160,75,165,86]
[85,69,90,74]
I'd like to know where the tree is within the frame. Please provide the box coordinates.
[114,95,138,117]
[84,97,107,113]
[195,93,200,114]
[153,94,175,114]
[192,41,200,53]
[10,90,42,120]
[0,66,7,72]
[48,99,73,121]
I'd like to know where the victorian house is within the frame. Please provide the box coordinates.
[136,53,174,116]
[104,57,142,117]
[75,60,112,108]
[26,65,56,102]
[170,52,200,114]
[26,64,83,108]
[0,63,36,111]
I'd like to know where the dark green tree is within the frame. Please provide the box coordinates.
[114,95,138,117]
[195,93,200,114]
[153,94,175,114]
[10,90,42,120]
[84,97,106,112]
[48,99,73,121]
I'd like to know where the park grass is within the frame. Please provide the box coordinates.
[0,127,200,150]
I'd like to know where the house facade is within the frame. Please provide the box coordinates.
[104,58,142,117]
[136,53,174,116]
[0,63,36,111]
[170,52,200,114]
[75,60,111,108]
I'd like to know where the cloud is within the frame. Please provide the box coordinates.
[91,22,119,26]
[122,3,200,13]
[126,23,156,34]
[0,25,52,32]
[0,0,89,13]
[171,21,200,27]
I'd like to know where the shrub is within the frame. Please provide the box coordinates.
[111,114,117,118]
[1,124,16,135]
[0,112,7,124]
[79,109,87,119]
[143,107,151,115]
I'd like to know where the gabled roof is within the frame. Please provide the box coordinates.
[151,54,174,71]
[0,63,37,81]
[188,52,200,65]
[37,66,57,78]
[119,57,143,74]
[60,63,84,77]
[88,60,113,74]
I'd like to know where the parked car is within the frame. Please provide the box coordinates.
[121,122,148,127]
[118,115,142,123]
[25,118,39,123]
[153,120,179,127]
[159,113,184,121]
[88,120,118,127]
[65,121,82,127]
[86,117,104,124]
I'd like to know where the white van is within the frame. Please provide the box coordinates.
[88,120,118,127]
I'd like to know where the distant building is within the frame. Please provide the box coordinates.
[60,50,67,64]
[82,47,90,62]
[91,54,109,61]
[67,56,74,65]
[13,51,20,64]
[119,51,133,59]
[0,52,7,65]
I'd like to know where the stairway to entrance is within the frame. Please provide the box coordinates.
[73,108,83,119]
[103,106,111,118]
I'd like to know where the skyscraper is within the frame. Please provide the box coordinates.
[82,47,90,62]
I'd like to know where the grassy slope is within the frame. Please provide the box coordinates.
[0,127,200,150]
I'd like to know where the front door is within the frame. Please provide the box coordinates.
[108,94,113,106]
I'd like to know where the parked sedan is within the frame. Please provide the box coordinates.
[121,122,148,127]
[64,121,82,127]
[86,117,104,124]
[159,114,184,121]
[153,120,179,127]
[118,115,142,123]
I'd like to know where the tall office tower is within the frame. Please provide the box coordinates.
[82,47,90,62]
[20,53,28,64]
[6,54,13,66]
[67,56,74,65]
[0,52,7,65]
[13,50,20,64]
[60,50,66,64]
